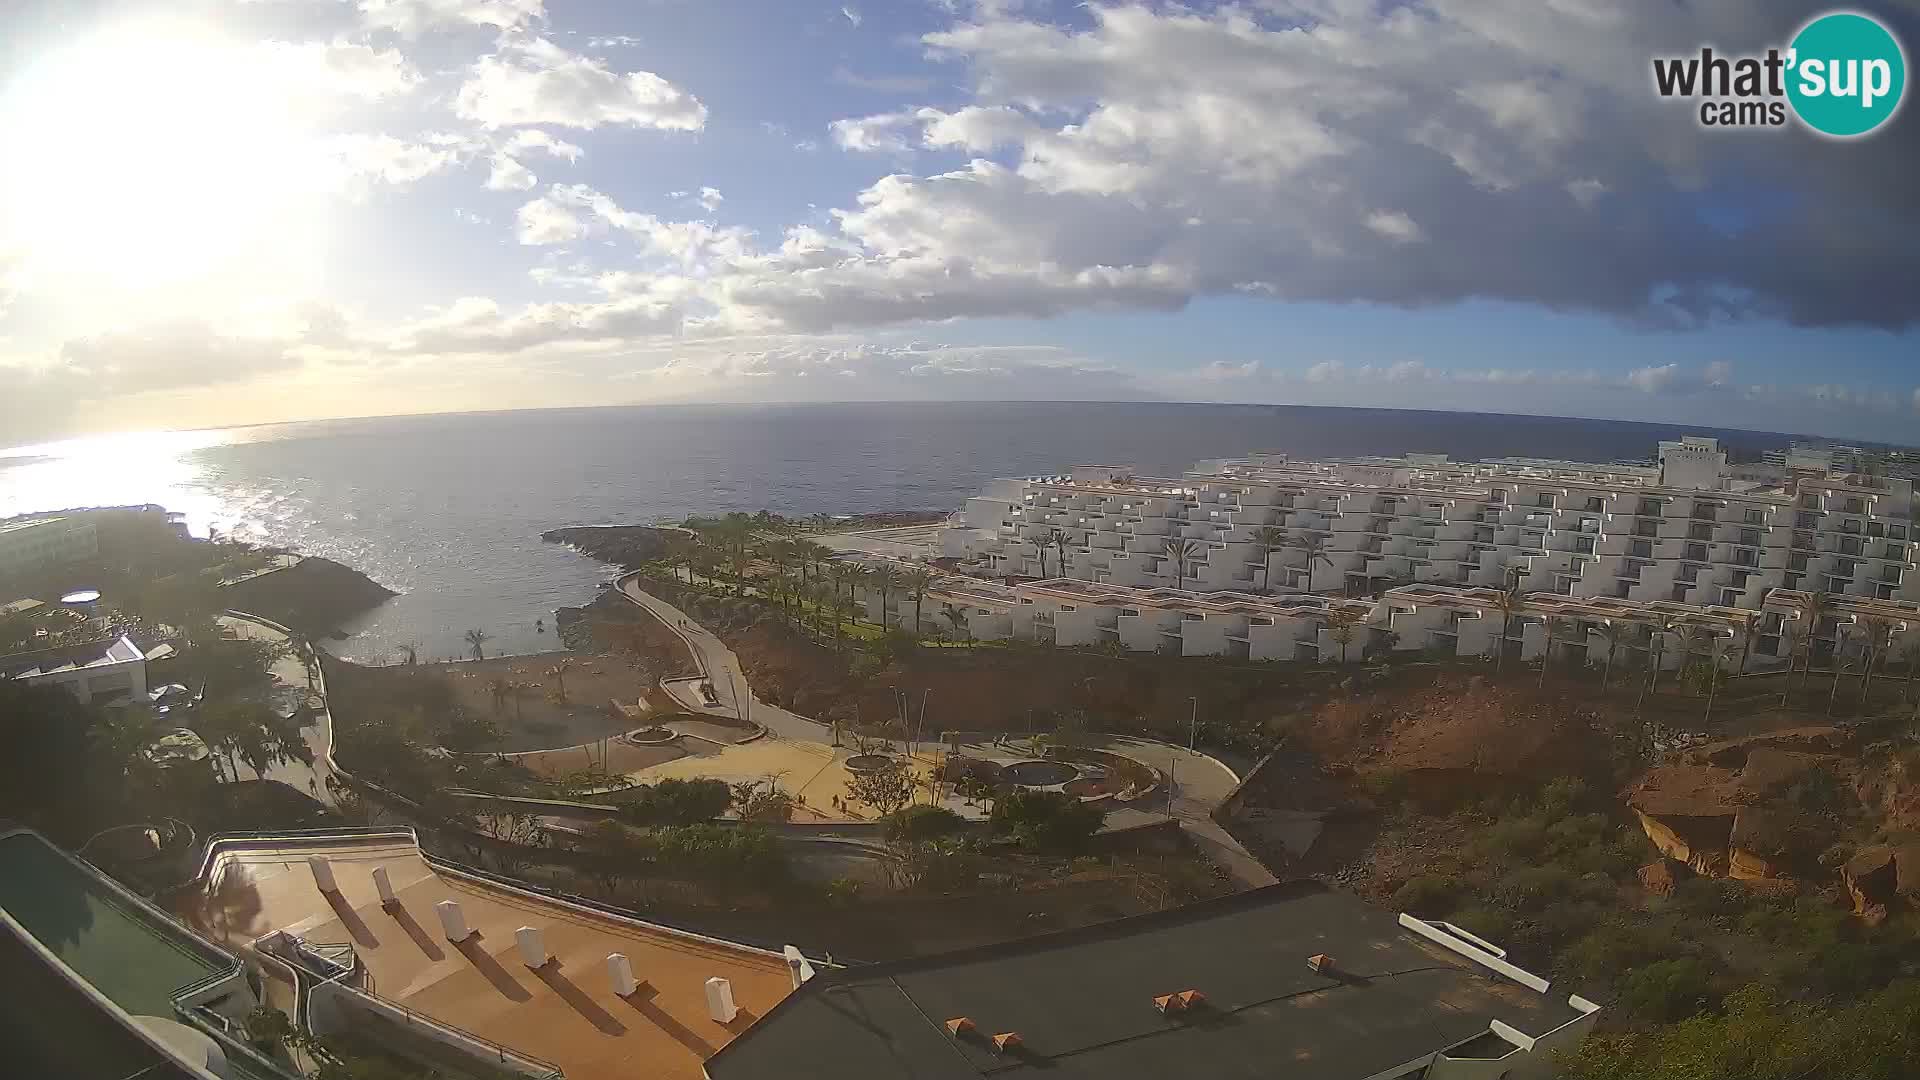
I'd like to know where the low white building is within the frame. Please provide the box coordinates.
[938,437,1917,610]
[1,633,150,704]
[0,517,99,579]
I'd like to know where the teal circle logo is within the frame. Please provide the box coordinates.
[1786,11,1907,137]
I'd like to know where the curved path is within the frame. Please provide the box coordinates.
[614,574,1276,888]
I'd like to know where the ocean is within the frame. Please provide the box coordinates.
[0,401,1816,663]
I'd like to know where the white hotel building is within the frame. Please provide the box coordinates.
[864,436,1920,670]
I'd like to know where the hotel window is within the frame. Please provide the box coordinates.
[1739,528,1761,546]
[1585,496,1605,512]
[1689,523,1712,541]
[1537,493,1556,508]
[1745,508,1766,525]
[1846,497,1866,514]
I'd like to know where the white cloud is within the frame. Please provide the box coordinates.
[455,38,707,131]
[841,6,862,27]
[830,112,917,152]
[327,134,461,189]
[1364,210,1425,244]
[515,193,587,244]
[268,40,421,102]
[483,129,584,191]
[357,0,544,35]
[486,154,538,191]
[1626,363,1679,394]
[697,186,724,212]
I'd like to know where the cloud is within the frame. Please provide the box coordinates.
[697,186,724,211]
[841,6,862,27]
[268,40,421,102]
[0,320,317,441]
[483,129,584,191]
[327,134,462,189]
[831,66,937,94]
[357,0,545,35]
[455,38,707,131]
[739,1,1920,332]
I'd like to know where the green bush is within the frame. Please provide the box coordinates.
[1446,904,1515,944]
[989,789,1106,852]
[886,804,966,844]
[1493,865,1579,910]
[615,778,734,824]
[1617,957,1717,1025]
[1391,873,1462,916]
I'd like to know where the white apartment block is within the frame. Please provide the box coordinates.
[0,516,99,579]
[937,437,1918,612]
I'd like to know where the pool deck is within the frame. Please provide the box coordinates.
[180,834,797,1080]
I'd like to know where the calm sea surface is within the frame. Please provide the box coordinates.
[0,402,1811,662]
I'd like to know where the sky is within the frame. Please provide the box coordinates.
[0,0,1917,446]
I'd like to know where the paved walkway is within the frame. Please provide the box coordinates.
[615,576,1276,888]
[215,613,336,805]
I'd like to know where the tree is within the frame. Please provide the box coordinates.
[1031,537,1050,579]
[0,682,101,838]
[1300,530,1335,585]
[989,789,1105,852]
[463,628,489,661]
[1856,616,1895,705]
[942,603,970,642]
[1595,619,1626,694]
[192,699,312,782]
[289,637,319,690]
[872,565,901,629]
[1163,537,1202,588]
[1900,637,1920,704]
[1703,630,1736,727]
[485,678,510,716]
[1254,526,1290,592]
[1828,622,1856,718]
[1493,573,1526,676]
[186,635,287,697]
[1780,622,1810,706]
[1636,622,1669,719]
[1672,623,1705,690]
[845,759,916,818]
[1050,528,1070,580]
[1537,615,1562,688]
[901,567,936,637]
[545,658,575,704]
[1325,607,1360,663]
[397,641,420,666]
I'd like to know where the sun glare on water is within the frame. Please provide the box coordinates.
[0,25,330,298]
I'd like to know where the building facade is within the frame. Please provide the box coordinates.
[0,516,100,579]
[0,633,151,704]
[938,437,1916,611]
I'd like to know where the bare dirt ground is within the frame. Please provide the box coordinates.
[430,653,651,752]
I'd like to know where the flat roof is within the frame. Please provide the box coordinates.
[0,633,144,680]
[0,830,229,1017]
[706,882,1584,1080]
[0,516,67,535]
[179,836,796,1080]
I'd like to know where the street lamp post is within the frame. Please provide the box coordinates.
[1187,696,1198,753]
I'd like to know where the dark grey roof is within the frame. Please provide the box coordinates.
[706,882,1583,1080]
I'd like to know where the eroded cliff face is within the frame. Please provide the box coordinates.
[218,557,395,636]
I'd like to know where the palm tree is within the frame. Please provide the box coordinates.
[1537,616,1561,689]
[1857,617,1895,705]
[1254,526,1290,593]
[1050,528,1070,581]
[826,564,856,637]
[872,565,901,629]
[464,628,490,662]
[942,604,970,642]
[1594,619,1625,694]
[486,677,511,715]
[1672,623,1705,687]
[546,658,575,704]
[1492,576,1525,676]
[1299,531,1335,592]
[1163,537,1202,588]
[1703,630,1736,727]
[397,641,421,666]
[1899,637,1920,704]
[289,636,318,690]
[1637,621,1670,718]
[1030,538,1050,580]
[1827,622,1856,717]
[901,568,936,637]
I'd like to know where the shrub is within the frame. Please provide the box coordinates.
[616,778,733,824]
[1390,874,1462,916]
[1616,957,1716,1025]
[1493,865,1578,910]
[989,789,1106,852]
[887,804,965,844]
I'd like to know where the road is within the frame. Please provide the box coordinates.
[215,613,337,805]
[615,575,1276,888]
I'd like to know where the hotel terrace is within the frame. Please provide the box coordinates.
[830,436,1920,669]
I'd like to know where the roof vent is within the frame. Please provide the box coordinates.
[991,1032,1023,1054]
[1308,953,1335,975]
[945,1017,975,1037]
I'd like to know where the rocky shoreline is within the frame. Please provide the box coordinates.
[218,556,397,638]
[541,524,683,571]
